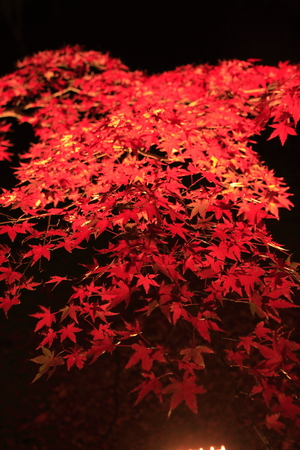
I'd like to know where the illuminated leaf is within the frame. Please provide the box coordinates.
[30,347,64,383]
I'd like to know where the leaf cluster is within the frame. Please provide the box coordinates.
[1,46,300,442]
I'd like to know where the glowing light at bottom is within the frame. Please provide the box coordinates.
[189,447,226,450]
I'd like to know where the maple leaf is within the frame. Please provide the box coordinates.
[171,302,189,325]
[180,345,214,368]
[86,335,116,364]
[131,372,163,404]
[189,199,209,220]
[278,393,300,420]
[30,305,56,331]
[237,335,256,354]
[166,222,188,240]
[208,241,228,261]
[268,298,300,309]
[89,323,116,341]
[237,201,268,225]
[45,275,69,290]
[251,379,280,406]
[23,243,54,265]
[189,314,216,342]
[64,346,87,370]
[136,274,160,294]
[163,373,206,416]
[153,255,185,283]
[81,301,118,323]
[248,293,267,319]
[30,347,64,383]
[255,103,271,128]
[56,237,84,253]
[258,344,282,371]
[226,349,248,369]
[19,276,41,291]
[126,342,166,371]
[0,225,17,241]
[237,267,265,297]
[59,304,80,323]
[0,146,13,162]
[266,413,286,434]
[158,282,173,305]
[213,200,233,221]
[69,285,90,302]
[0,294,21,317]
[117,319,142,340]
[0,266,23,284]
[267,122,297,145]
[106,280,131,308]
[254,321,272,340]
[182,254,199,274]
[37,328,57,349]
[59,322,82,343]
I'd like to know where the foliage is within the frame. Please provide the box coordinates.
[1,45,300,444]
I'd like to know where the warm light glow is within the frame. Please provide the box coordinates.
[189,447,226,450]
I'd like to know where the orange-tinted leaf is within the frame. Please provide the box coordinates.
[30,347,64,383]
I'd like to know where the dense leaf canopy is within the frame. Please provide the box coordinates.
[1,45,300,447]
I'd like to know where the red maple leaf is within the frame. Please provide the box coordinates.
[59,323,82,343]
[81,301,118,322]
[163,373,206,416]
[189,312,223,342]
[171,302,189,325]
[86,336,116,364]
[30,305,56,331]
[237,335,255,355]
[59,304,80,324]
[19,277,41,291]
[64,346,87,370]
[266,413,286,434]
[131,373,163,404]
[254,321,272,340]
[278,393,300,420]
[268,298,299,309]
[0,266,23,284]
[166,222,188,240]
[24,243,54,265]
[136,274,160,294]
[180,345,214,368]
[258,344,282,371]
[226,349,248,369]
[126,342,166,371]
[106,280,131,308]
[37,328,57,348]
[267,121,297,145]
[0,225,17,241]
[0,294,21,317]
[45,275,69,290]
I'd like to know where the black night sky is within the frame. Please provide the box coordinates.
[2,0,300,76]
[1,2,300,450]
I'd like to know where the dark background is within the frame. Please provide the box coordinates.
[1,1,300,450]
[2,0,300,77]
